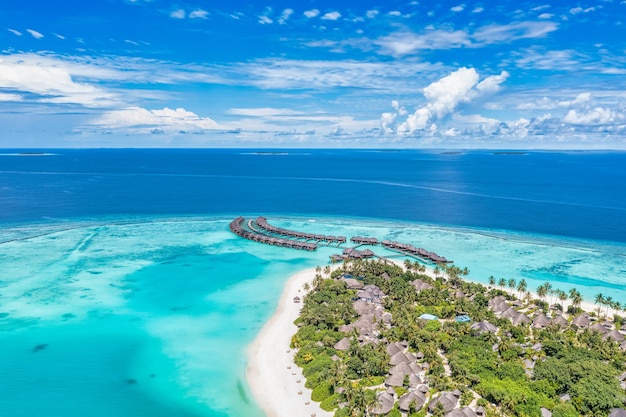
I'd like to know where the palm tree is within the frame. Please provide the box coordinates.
[537,284,548,302]
[557,289,568,310]
[569,288,582,309]
[488,275,496,288]
[594,293,605,316]
[508,278,516,294]
[498,278,506,291]
[517,279,527,298]
[605,296,614,319]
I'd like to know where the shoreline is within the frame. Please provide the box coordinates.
[246,267,333,417]
[246,260,606,417]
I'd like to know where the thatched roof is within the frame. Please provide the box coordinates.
[571,314,591,328]
[429,392,459,413]
[389,362,421,375]
[501,307,520,319]
[605,329,625,342]
[551,315,568,327]
[384,372,406,387]
[471,321,498,334]
[533,313,550,328]
[398,390,426,412]
[334,337,351,351]
[370,390,395,415]
[446,407,478,417]
[540,408,552,417]
[590,322,609,334]
[343,278,364,289]
[386,341,407,356]
[390,351,417,365]
[411,279,433,292]
[609,409,626,417]
[512,313,531,326]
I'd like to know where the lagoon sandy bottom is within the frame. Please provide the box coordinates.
[0,216,624,417]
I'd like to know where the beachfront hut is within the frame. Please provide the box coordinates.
[551,315,569,328]
[605,329,625,342]
[471,321,498,334]
[476,406,486,416]
[293,296,301,303]
[419,313,439,321]
[381,272,391,281]
[353,300,376,315]
[572,314,591,329]
[390,351,417,366]
[428,392,459,414]
[386,341,408,356]
[590,322,609,335]
[533,313,550,329]
[411,279,433,293]
[501,307,520,319]
[389,362,421,376]
[370,389,395,415]
[512,313,531,326]
[446,408,478,417]
[334,337,352,351]
[454,290,465,299]
[342,278,364,289]
[398,390,426,412]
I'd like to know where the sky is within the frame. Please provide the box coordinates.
[1,0,625,149]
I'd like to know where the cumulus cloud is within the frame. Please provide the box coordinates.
[26,29,44,39]
[472,7,484,13]
[321,11,341,21]
[304,9,320,18]
[366,10,379,18]
[7,29,22,36]
[278,9,293,24]
[451,4,465,12]
[0,55,119,107]
[90,107,221,133]
[563,107,623,125]
[189,9,209,19]
[170,9,185,19]
[258,15,273,24]
[382,67,509,134]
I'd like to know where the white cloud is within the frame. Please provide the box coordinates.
[90,107,221,132]
[304,9,320,18]
[189,9,209,19]
[383,67,509,133]
[0,55,119,107]
[54,33,65,39]
[376,21,558,56]
[321,11,341,21]
[26,29,44,39]
[538,13,554,19]
[0,93,22,102]
[7,29,22,36]
[278,9,294,24]
[472,21,558,44]
[563,107,623,125]
[532,5,550,11]
[388,11,402,17]
[366,9,379,18]
[451,4,465,12]
[472,7,484,13]
[377,30,470,55]
[170,9,186,19]
[258,15,273,24]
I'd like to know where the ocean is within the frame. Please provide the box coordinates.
[0,149,625,416]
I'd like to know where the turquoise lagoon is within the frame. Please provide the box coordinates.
[0,215,625,417]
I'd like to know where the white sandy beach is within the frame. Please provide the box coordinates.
[247,267,334,417]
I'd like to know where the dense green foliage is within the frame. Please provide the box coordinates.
[293,259,626,417]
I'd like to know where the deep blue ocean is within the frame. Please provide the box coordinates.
[0,149,625,417]
[1,149,625,242]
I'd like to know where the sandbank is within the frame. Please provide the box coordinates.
[246,267,333,417]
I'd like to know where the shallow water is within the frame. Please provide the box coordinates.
[0,216,624,416]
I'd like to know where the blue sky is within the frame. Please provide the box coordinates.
[1,0,625,148]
